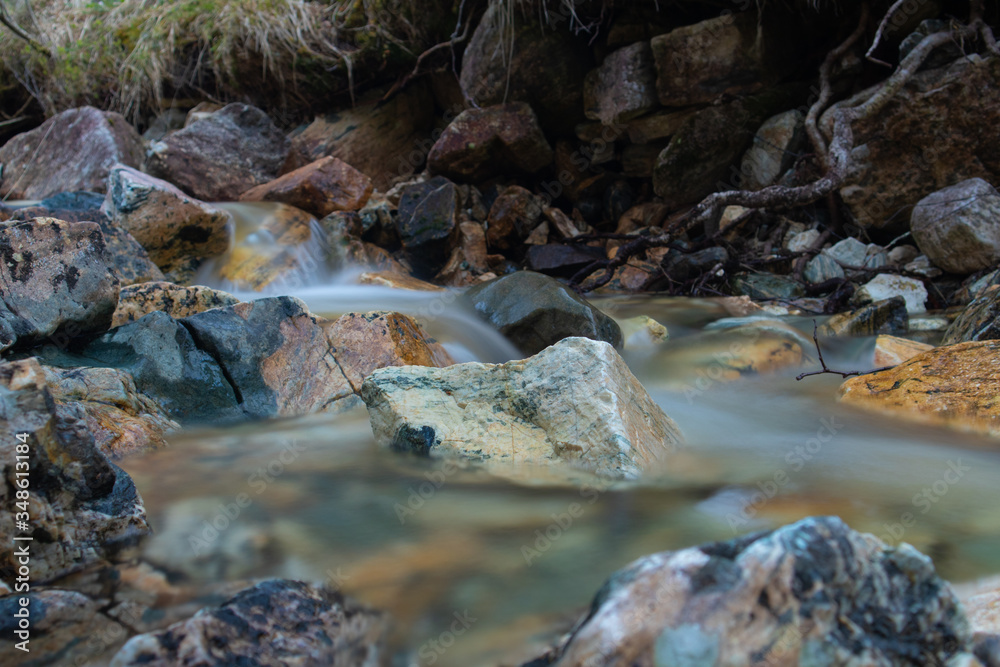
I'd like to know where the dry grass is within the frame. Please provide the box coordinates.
[0,0,450,125]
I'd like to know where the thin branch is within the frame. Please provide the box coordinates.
[865,0,908,66]
[796,321,894,380]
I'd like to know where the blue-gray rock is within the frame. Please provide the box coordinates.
[730,272,804,300]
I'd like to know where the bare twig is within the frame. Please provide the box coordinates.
[796,321,893,380]
[865,0,908,66]
[0,0,48,54]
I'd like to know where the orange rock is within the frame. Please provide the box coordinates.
[239,156,372,218]
[325,311,455,392]
[873,335,934,368]
[840,341,1000,437]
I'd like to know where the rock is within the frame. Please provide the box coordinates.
[435,221,493,287]
[888,244,921,265]
[854,274,927,314]
[820,297,909,337]
[803,253,846,284]
[356,271,445,292]
[531,516,972,666]
[910,178,1000,274]
[286,81,434,191]
[239,156,373,218]
[823,237,886,271]
[0,217,119,353]
[8,190,106,223]
[181,297,354,419]
[145,103,289,201]
[110,579,389,667]
[362,337,683,480]
[395,176,460,276]
[740,109,806,190]
[651,12,797,107]
[840,340,1000,437]
[619,315,668,348]
[663,247,729,283]
[459,2,589,131]
[943,285,1000,344]
[873,334,935,367]
[102,165,232,276]
[464,271,622,355]
[829,57,1000,232]
[79,311,244,425]
[427,103,553,182]
[785,228,819,253]
[526,244,605,278]
[730,272,804,300]
[112,282,240,328]
[324,311,454,392]
[43,365,178,459]
[486,185,545,252]
[653,86,802,206]
[0,107,143,200]
[624,108,697,144]
[583,41,657,125]
[0,358,150,583]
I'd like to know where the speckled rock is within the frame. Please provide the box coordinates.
[740,109,806,190]
[463,271,622,356]
[911,178,1000,275]
[239,156,373,218]
[943,285,1000,344]
[145,103,289,201]
[840,341,1000,438]
[110,579,389,667]
[0,217,119,353]
[112,282,240,328]
[584,41,657,125]
[873,335,934,367]
[820,297,909,337]
[829,57,1000,232]
[0,107,143,199]
[324,311,454,392]
[854,274,927,314]
[181,297,354,419]
[427,103,553,183]
[43,365,178,459]
[0,358,150,584]
[102,165,232,276]
[361,337,684,480]
[528,516,973,666]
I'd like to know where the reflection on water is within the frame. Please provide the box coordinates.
[120,291,1000,666]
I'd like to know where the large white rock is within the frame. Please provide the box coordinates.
[910,178,1000,274]
[360,337,684,480]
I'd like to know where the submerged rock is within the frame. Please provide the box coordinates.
[911,178,1000,275]
[943,284,1000,344]
[528,516,972,666]
[820,297,909,337]
[0,106,143,200]
[102,165,232,276]
[840,340,1000,438]
[110,579,389,667]
[0,217,119,353]
[463,271,622,356]
[112,282,241,328]
[361,337,684,480]
[0,358,150,583]
[873,334,934,367]
[145,103,289,201]
[239,156,373,218]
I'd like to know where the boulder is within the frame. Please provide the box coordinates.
[102,166,232,276]
[324,311,454,392]
[820,297,909,337]
[427,103,553,182]
[0,217,119,353]
[110,580,389,667]
[0,107,142,199]
[531,516,972,666]
[0,358,150,584]
[840,340,1000,438]
[463,271,622,356]
[828,57,1000,232]
[181,297,354,419]
[435,221,493,287]
[43,365,178,460]
[239,156,373,218]
[583,41,657,125]
[854,274,927,314]
[112,282,241,328]
[486,185,545,252]
[395,176,460,276]
[740,109,806,190]
[651,12,797,107]
[873,334,934,367]
[286,81,434,191]
[910,178,1000,274]
[361,337,684,480]
[943,284,1000,344]
[145,103,289,201]
[803,253,845,284]
[459,2,590,131]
